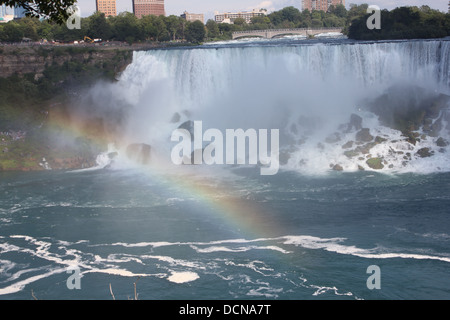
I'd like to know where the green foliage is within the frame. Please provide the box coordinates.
[0,0,76,24]
[185,20,206,44]
[0,4,447,44]
[205,19,219,39]
[348,6,450,40]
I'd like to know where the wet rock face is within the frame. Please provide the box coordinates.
[416,147,433,158]
[177,120,195,140]
[355,128,374,142]
[346,113,363,132]
[436,137,448,147]
[366,157,384,170]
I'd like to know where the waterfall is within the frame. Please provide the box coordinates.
[87,39,450,174]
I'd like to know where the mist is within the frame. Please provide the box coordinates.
[71,40,450,173]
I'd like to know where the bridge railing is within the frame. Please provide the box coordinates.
[232,28,342,35]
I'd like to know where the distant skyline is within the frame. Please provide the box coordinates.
[78,1,448,20]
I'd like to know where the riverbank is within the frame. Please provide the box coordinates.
[0,44,130,171]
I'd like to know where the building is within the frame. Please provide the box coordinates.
[0,4,25,23]
[132,0,165,18]
[13,5,26,18]
[96,0,117,17]
[302,0,345,12]
[214,8,267,24]
[180,11,204,23]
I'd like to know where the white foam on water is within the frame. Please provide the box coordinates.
[0,268,66,295]
[83,268,156,278]
[167,271,199,283]
[282,235,450,263]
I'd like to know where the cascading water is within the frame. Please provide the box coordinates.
[87,39,450,174]
[3,38,450,300]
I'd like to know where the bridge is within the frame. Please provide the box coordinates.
[231,28,343,40]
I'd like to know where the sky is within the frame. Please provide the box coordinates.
[77,0,449,20]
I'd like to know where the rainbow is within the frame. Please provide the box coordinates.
[44,104,283,241]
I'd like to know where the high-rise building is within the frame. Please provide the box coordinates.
[132,0,165,18]
[14,5,26,18]
[302,0,345,12]
[0,4,25,22]
[0,4,6,18]
[96,0,117,17]
[181,11,204,24]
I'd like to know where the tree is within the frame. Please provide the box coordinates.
[88,12,112,40]
[205,19,219,39]
[1,22,24,42]
[165,15,183,41]
[153,15,169,41]
[233,17,246,26]
[185,20,205,44]
[110,12,142,44]
[280,6,301,23]
[17,16,40,41]
[328,4,347,19]
[0,0,77,24]
[140,15,158,41]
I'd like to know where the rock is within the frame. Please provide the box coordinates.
[332,164,343,171]
[403,132,418,145]
[346,113,363,132]
[355,128,373,142]
[436,137,448,147]
[177,120,195,140]
[355,142,377,154]
[170,112,181,123]
[342,141,354,149]
[366,157,384,170]
[344,150,359,158]
[126,143,151,165]
[358,165,365,171]
[375,136,387,143]
[416,147,433,158]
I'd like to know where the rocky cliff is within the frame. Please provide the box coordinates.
[0,44,133,79]
[0,44,135,172]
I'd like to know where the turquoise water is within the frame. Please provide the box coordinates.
[1,168,449,300]
[1,38,450,300]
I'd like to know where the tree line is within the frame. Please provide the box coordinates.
[0,11,207,44]
[0,4,449,44]
[347,5,450,40]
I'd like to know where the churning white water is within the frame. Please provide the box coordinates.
[86,39,450,175]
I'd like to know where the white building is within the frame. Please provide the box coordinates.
[214,8,267,24]
[0,4,26,23]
